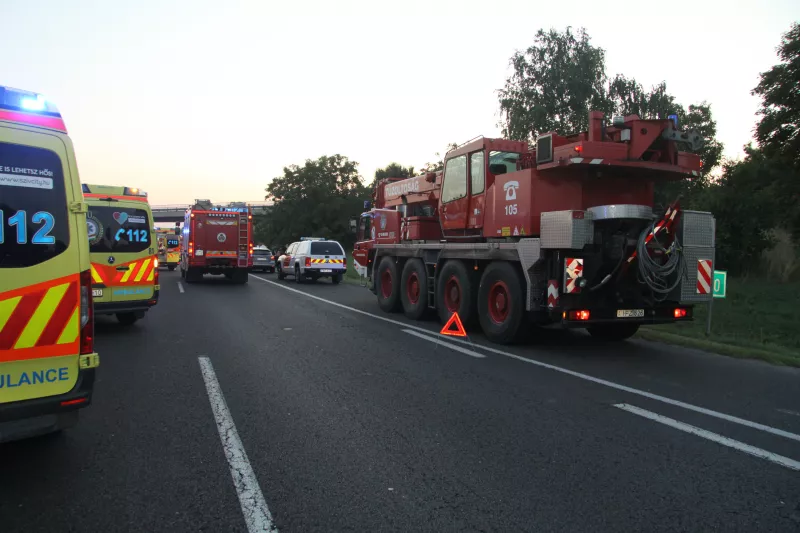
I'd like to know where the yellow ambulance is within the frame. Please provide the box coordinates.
[0,85,99,443]
[83,185,159,325]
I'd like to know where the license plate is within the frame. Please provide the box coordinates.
[617,309,644,318]
[92,289,103,298]
[320,269,332,273]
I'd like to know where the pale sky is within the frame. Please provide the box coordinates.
[1,0,797,205]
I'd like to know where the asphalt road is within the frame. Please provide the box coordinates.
[1,270,799,532]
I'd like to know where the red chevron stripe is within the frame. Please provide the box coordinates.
[36,281,78,346]
[137,261,154,283]
[0,291,46,350]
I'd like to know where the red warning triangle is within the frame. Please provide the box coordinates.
[440,312,467,337]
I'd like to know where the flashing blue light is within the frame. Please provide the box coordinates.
[668,114,679,128]
[363,200,371,210]
[20,94,46,111]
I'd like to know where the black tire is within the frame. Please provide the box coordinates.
[376,256,401,312]
[400,259,428,320]
[294,265,303,284]
[185,267,202,284]
[477,261,525,344]
[277,265,286,280]
[116,312,138,326]
[232,269,248,284]
[168,265,176,272]
[332,274,341,284]
[436,260,477,327]
[587,324,640,341]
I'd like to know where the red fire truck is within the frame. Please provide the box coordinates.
[180,203,253,284]
[353,111,715,344]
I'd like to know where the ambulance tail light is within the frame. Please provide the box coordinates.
[305,257,311,267]
[79,269,94,355]
[343,258,347,269]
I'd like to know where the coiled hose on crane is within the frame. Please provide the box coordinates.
[636,221,686,301]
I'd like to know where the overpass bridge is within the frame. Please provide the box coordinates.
[151,201,272,223]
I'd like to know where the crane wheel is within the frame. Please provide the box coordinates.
[477,261,525,344]
[400,259,428,320]
[376,256,402,312]
[436,260,477,327]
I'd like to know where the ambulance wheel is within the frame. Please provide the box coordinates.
[436,260,477,327]
[331,274,341,284]
[168,265,176,271]
[400,259,428,320]
[277,266,286,280]
[587,324,639,341]
[116,312,139,326]
[376,256,401,312]
[477,261,524,344]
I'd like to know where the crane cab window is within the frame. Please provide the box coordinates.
[442,155,467,203]
[470,151,485,195]
[358,215,372,241]
[488,151,521,175]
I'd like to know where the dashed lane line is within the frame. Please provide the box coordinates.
[198,356,278,533]
[249,274,800,444]
[615,403,800,471]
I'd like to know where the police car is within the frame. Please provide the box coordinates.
[0,85,99,442]
[276,238,346,284]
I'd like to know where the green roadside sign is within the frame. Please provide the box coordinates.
[713,270,727,298]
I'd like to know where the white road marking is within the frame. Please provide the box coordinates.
[249,274,800,443]
[615,403,800,471]
[403,329,486,358]
[177,282,185,293]
[198,357,278,533]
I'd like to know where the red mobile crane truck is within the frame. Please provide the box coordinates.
[352,111,716,344]
[180,202,254,284]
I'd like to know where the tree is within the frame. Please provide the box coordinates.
[694,148,789,274]
[751,22,800,241]
[753,22,800,170]
[262,155,369,248]
[499,27,611,140]
[419,143,457,173]
[371,162,415,189]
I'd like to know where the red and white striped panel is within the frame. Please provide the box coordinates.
[564,258,584,294]
[697,259,713,294]
[547,280,559,309]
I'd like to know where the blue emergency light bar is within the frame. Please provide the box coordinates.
[0,85,66,132]
[300,237,325,241]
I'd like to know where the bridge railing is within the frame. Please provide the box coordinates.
[151,202,273,213]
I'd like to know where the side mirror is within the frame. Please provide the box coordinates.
[349,217,358,233]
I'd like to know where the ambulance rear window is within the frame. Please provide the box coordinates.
[0,141,69,268]
[310,241,344,256]
[87,206,152,254]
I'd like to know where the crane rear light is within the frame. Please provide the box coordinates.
[568,310,590,321]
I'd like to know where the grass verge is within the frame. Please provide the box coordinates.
[640,277,800,367]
